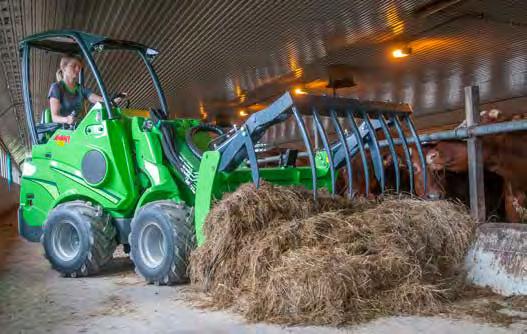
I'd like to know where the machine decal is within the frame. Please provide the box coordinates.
[54,135,71,146]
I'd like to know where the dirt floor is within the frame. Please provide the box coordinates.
[1,209,526,334]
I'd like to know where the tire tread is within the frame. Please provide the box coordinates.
[42,200,117,277]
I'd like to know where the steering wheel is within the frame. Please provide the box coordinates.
[110,92,130,109]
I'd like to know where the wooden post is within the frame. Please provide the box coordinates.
[465,86,486,222]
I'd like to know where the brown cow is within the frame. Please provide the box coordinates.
[350,143,446,199]
[426,132,527,222]
[335,138,443,199]
[426,135,527,189]
[335,151,376,198]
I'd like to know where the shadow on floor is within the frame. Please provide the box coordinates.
[94,256,135,277]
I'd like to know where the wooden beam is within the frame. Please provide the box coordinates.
[465,86,486,222]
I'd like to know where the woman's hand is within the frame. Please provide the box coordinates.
[50,97,73,124]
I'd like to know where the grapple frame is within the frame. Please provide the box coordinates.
[214,92,427,198]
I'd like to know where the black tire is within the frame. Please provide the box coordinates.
[41,200,117,277]
[129,200,195,285]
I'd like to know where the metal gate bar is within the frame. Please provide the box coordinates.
[345,111,370,196]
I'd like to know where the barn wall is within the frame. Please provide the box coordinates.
[0,179,19,216]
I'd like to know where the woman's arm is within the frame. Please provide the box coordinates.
[50,97,74,124]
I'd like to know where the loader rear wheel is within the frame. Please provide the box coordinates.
[42,201,117,277]
[129,201,194,285]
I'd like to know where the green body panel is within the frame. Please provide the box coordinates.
[19,176,56,229]
[20,105,139,226]
[130,117,181,209]
[194,151,221,246]
[132,117,206,208]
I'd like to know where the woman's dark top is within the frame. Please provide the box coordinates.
[47,81,92,116]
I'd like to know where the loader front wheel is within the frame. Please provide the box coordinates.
[42,201,117,277]
[129,201,194,285]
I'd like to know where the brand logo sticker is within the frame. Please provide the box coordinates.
[54,135,70,146]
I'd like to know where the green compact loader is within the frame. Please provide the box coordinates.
[18,30,426,284]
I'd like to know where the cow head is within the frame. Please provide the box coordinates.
[480,109,504,124]
[425,141,468,173]
[410,145,446,200]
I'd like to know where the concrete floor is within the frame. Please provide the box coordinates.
[1,209,526,334]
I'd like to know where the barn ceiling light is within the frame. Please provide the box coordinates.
[199,101,207,120]
[392,47,412,58]
[294,88,307,95]
[239,109,248,117]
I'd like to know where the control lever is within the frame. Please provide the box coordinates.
[63,110,78,130]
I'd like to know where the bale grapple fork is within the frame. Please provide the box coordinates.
[213,92,427,198]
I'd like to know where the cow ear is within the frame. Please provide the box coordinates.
[489,109,501,119]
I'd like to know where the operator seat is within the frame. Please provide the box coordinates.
[35,108,60,144]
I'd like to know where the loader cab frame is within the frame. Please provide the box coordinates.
[20,29,169,145]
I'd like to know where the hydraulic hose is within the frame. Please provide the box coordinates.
[185,124,225,159]
[149,108,186,173]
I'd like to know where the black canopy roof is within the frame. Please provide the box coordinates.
[20,30,158,56]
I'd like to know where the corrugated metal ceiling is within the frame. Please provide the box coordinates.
[1,0,527,162]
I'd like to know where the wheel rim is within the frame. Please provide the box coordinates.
[138,222,166,269]
[51,220,80,262]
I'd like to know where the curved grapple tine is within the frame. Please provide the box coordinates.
[345,110,370,196]
[391,114,414,194]
[360,110,385,193]
[292,106,317,200]
[377,112,400,192]
[312,109,336,196]
[242,125,260,188]
[330,109,353,198]
[403,114,427,194]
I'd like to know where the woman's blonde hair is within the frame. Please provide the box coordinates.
[56,55,83,82]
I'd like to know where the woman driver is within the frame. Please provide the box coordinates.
[48,55,124,124]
